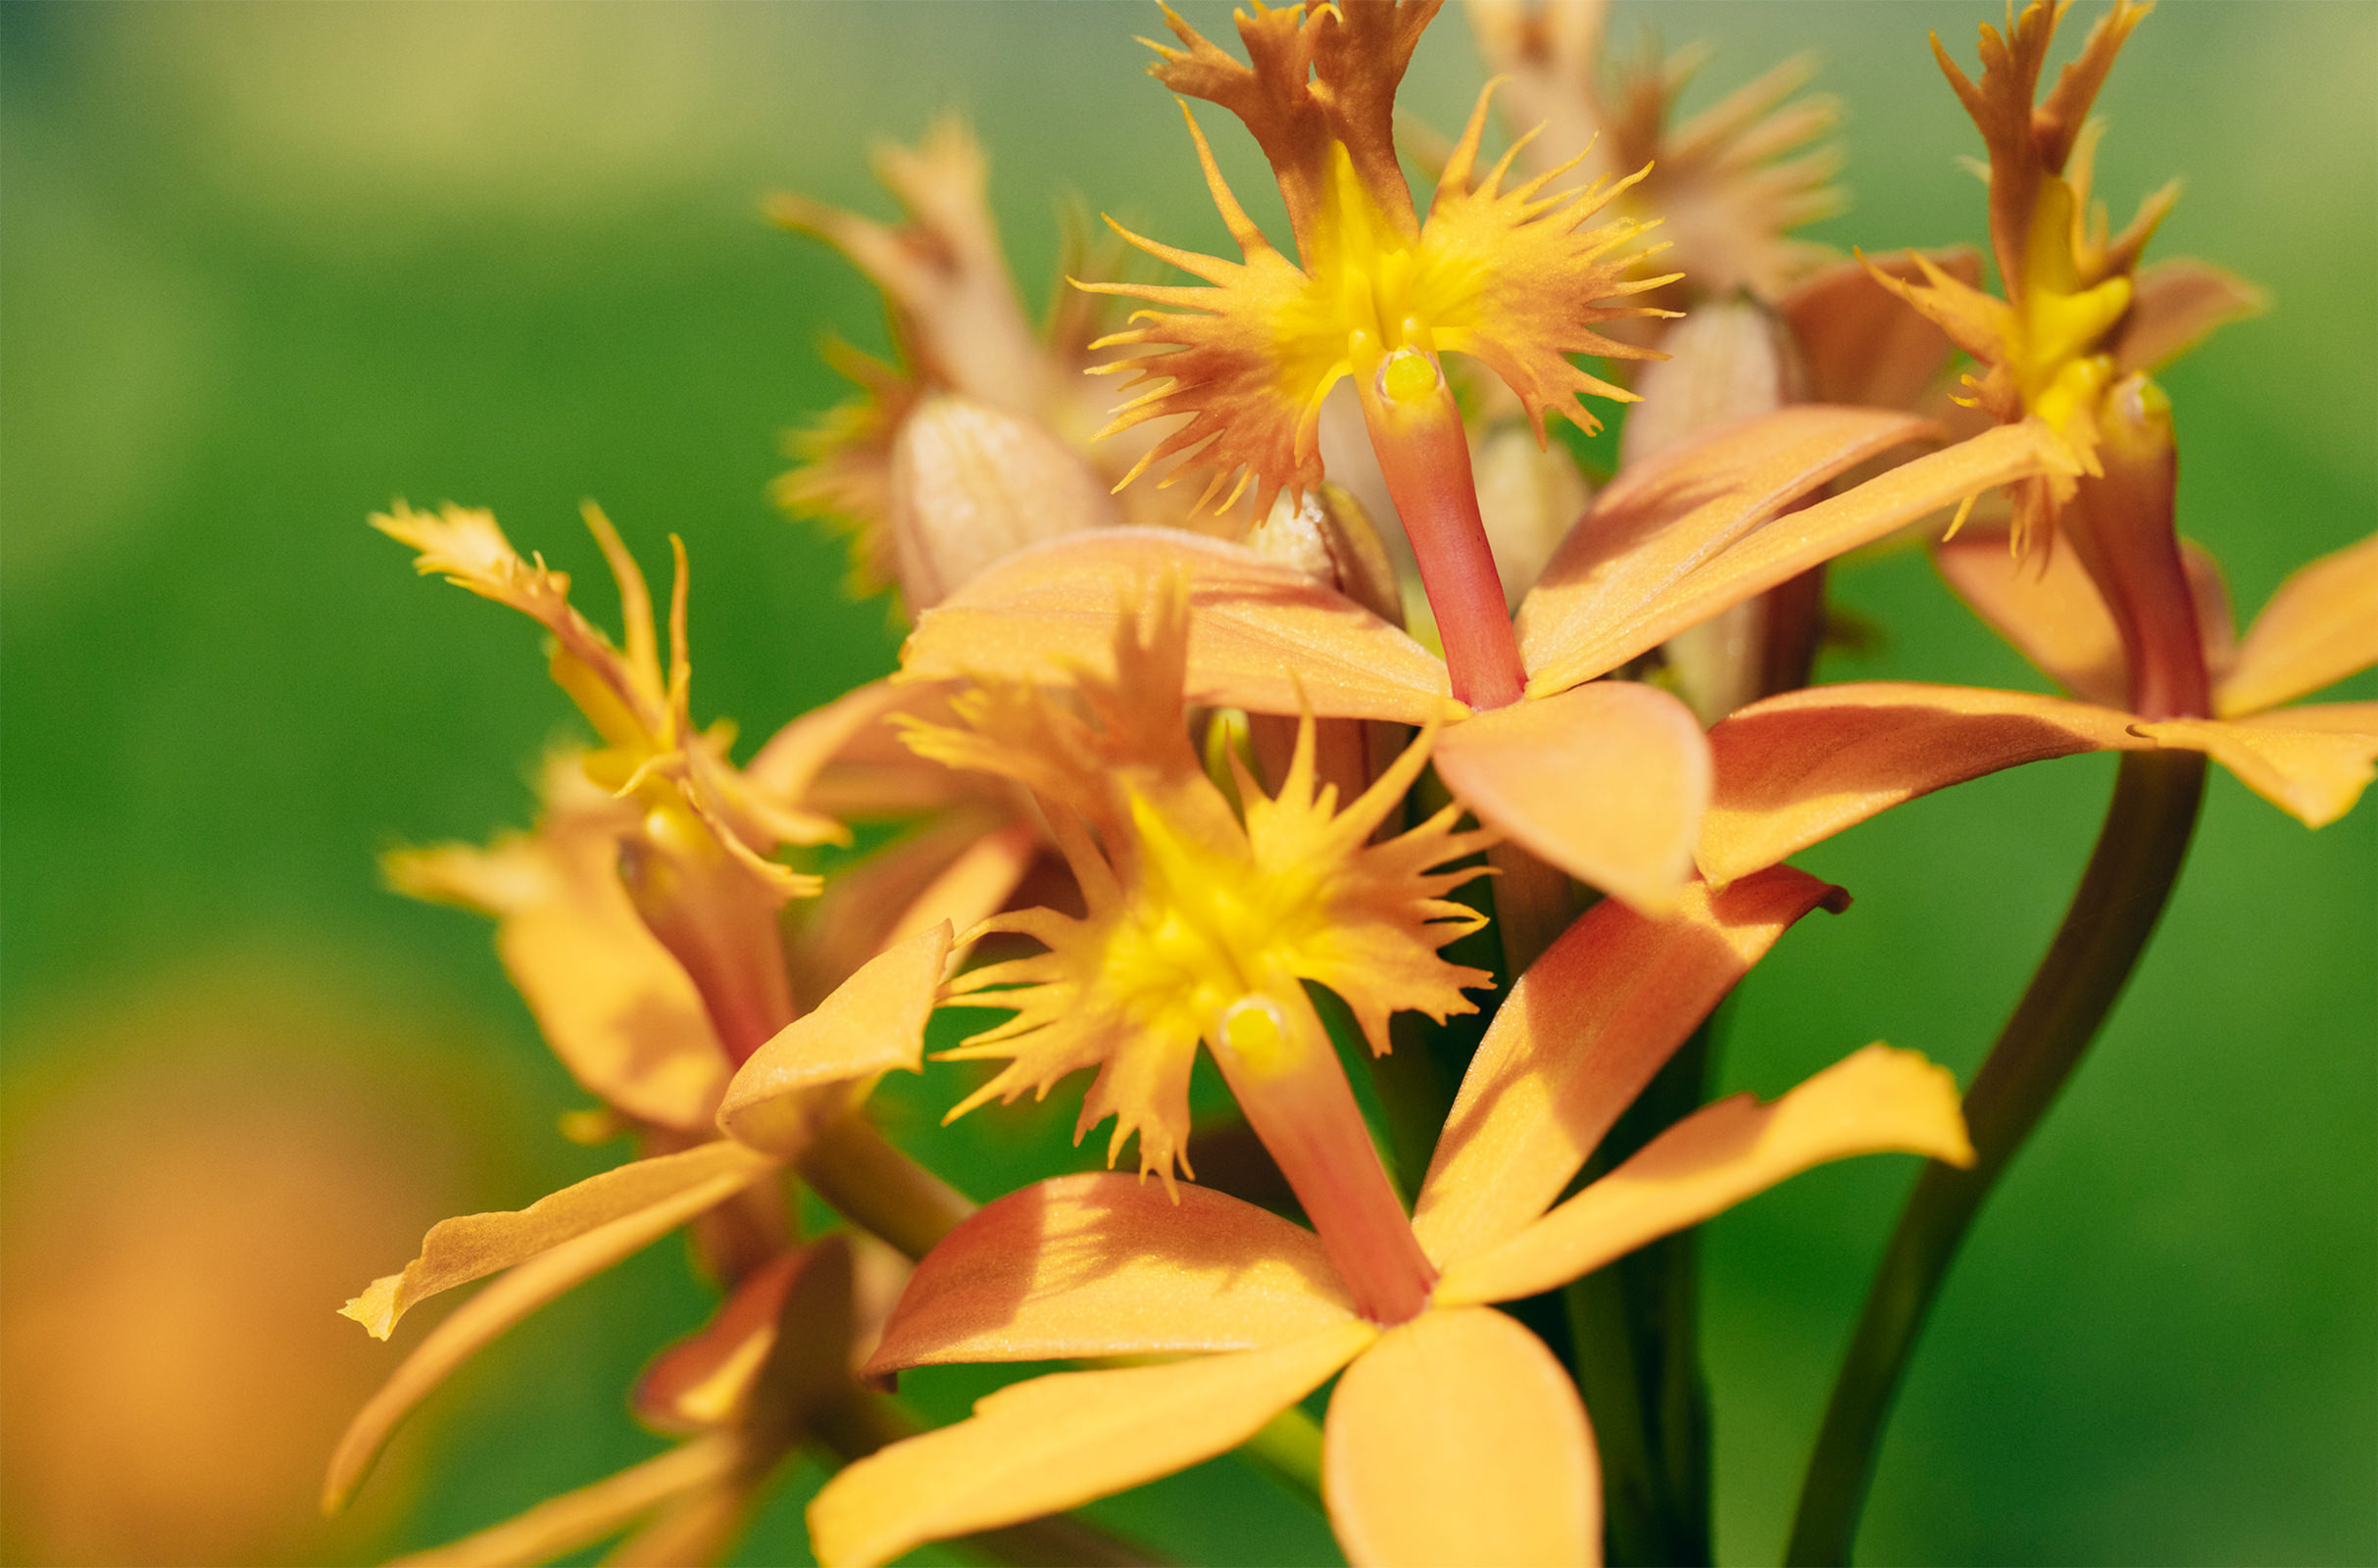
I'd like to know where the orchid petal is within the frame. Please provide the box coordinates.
[900,529,1455,723]
[867,1171,1356,1372]
[743,677,918,811]
[1411,868,1848,1265]
[1936,527,2236,708]
[809,1324,1377,1568]
[1433,681,1711,914]
[2136,707,2378,828]
[386,822,729,1134]
[1517,407,1933,695]
[1323,1306,1598,1568]
[716,923,951,1158]
[1530,421,2054,694]
[1435,1046,1972,1306]
[634,1249,808,1435]
[789,810,1032,1012]
[390,1433,742,1568]
[340,1141,779,1342]
[2114,257,2268,374]
[2216,535,2378,718]
[1697,682,2151,887]
[324,1145,775,1511]
[1780,250,1980,412]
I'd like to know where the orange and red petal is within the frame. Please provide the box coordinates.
[2216,534,2378,718]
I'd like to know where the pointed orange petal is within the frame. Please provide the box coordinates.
[809,1325,1376,1568]
[339,1140,779,1342]
[2136,708,2378,828]
[634,1249,809,1435]
[716,923,951,1158]
[1697,682,2151,887]
[1323,1305,1598,1568]
[323,1144,775,1512]
[1411,868,1848,1266]
[1530,421,2054,694]
[789,812,1034,1011]
[388,1433,741,1567]
[2114,257,2268,374]
[1433,682,1711,914]
[743,678,918,811]
[900,529,1456,723]
[1436,1045,1971,1305]
[2216,535,2378,718]
[868,1171,1356,1372]
[1935,526,2238,709]
[1517,407,1933,695]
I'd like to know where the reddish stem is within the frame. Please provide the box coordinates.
[2066,376,2210,722]
[1355,349,1526,710]
[1212,990,1436,1325]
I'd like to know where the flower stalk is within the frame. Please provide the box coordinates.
[1786,746,2206,1564]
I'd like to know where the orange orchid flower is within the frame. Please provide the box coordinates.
[1698,530,2378,887]
[808,874,1972,1568]
[901,586,1493,1322]
[900,400,2050,914]
[1083,0,1689,708]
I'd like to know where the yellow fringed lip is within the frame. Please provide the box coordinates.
[1079,0,1677,521]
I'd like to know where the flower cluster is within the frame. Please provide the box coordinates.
[333,4,2373,1565]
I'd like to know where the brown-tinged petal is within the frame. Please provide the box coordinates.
[1322,1305,1598,1568]
[387,818,729,1134]
[1433,681,1711,914]
[742,679,919,812]
[324,1147,776,1512]
[390,1433,742,1568]
[1936,527,2237,708]
[867,1172,1357,1373]
[634,1250,809,1435]
[715,924,951,1159]
[2135,708,2378,828]
[1781,250,1981,411]
[901,529,1455,722]
[1697,682,2149,886]
[340,1141,780,1342]
[790,812,1038,1011]
[1531,421,2055,693]
[1435,1046,1971,1306]
[808,1324,1377,1568]
[2216,535,2378,718]
[1517,407,1934,694]
[1410,868,1848,1266]
[2113,257,2268,374]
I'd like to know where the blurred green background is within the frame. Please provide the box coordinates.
[2,2,2370,1564]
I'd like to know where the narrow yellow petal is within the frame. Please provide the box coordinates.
[1411,868,1848,1266]
[867,1171,1356,1373]
[2216,534,2378,718]
[1323,1306,1599,1568]
[323,1146,774,1512]
[1433,681,1711,915]
[1436,1046,1972,1305]
[900,529,1456,724]
[389,1434,740,1567]
[714,923,951,1158]
[338,1141,778,1342]
[809,1324,1376,1568]
[1697,681,2153,887]
[2136,709,2378,829]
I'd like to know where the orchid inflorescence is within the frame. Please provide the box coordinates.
[333,3,2375,1565]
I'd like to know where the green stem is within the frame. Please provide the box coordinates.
[1785,749,2206,1565]
[797,1112,975,1262]
[1561,1016,1717,1566]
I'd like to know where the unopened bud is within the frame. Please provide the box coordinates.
[1246,484,1406,628]
[888,393,1120,612]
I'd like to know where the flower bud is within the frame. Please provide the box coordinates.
[887,393,1120,612]
[1473,424,1590,610]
